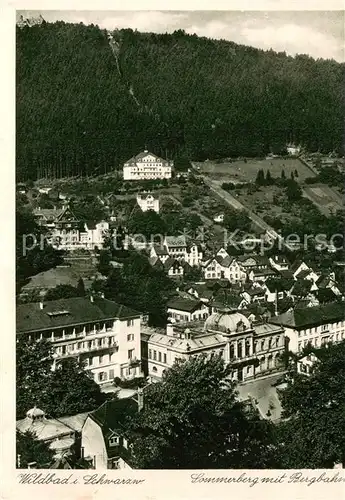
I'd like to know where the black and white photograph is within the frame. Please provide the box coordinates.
[13,5,345,476]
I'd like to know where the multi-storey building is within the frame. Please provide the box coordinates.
[150,236,203,268]
[144,310,285,383]
[16,296,142,385]
[33,205,109,250]
[269,302,345,353]
[136,192,160,213]
[123,150,173,180]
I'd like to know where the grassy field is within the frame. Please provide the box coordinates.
[194,158,315,183]
[303,184,343,215]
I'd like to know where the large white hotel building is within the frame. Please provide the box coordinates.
[123,150,173,180]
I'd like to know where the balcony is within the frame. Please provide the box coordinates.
[55,341,118,358]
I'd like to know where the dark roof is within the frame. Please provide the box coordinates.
[270,302,345,329]
[163,257,182,271]
[17,297,141,334]
[251,268,276,277]
[296,269,311,280]
[167,297,203,313]
[90,398,138,460]
[278,269,294,280]
[291,279,312,296]
[315,288,337,304]
[243,286,266,296]
[213,291,244,308]
[125,151,167,165]
[291,259,305,273]
[152,245,169,256]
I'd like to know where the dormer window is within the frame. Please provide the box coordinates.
[109,435,120,447]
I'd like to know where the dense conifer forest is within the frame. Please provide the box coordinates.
[16,21,345,181]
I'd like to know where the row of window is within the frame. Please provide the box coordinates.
[84,352,117,366]
[56,336,116,354]
[298,331,345,351]
[148,349,167,364]
[229,337,281,358]
[298,322,344,337]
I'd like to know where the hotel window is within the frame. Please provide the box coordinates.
[127,333,134,342]
[158,352,162,362]
[89,357,93,366]
[321,324,328,331]
[99,355,103,364]
[128,349,134,360]
[109,369,114,380]
[163,353,167,364]
[127,319,134,327]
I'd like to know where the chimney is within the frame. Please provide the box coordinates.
[166,323,175,337]
[137,387,144,412]
[90,295,94,303]
[39,301,44,310]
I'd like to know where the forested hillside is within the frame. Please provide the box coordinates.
[16,22,345,181]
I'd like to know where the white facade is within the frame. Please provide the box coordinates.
[146,312,285,383]
[136,192,160,213]
[18,298,142,385]
[123,151,173,180]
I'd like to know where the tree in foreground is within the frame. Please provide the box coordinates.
[277,341,345,468]
[16,430,54,468]
[128,355,278,469]
[16,338,106,419]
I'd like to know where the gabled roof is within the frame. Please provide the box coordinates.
[125,151,167,165]
[291,259,306,273]
[277,269,294,280]
[270,302,345,329]
[250,268,276,277]
[243,286,266,297]
[167,297,204,313]
[152,245,169,256]
[315,288,338,304]
[163,257,183,271]
[165,235,187,247]
[17,297,141,334]
[296,269,311,280]
[89,398,138,459]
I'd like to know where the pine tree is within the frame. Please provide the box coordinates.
[77,277,86,297]
[266,169,273,185]
[255,169,265,185]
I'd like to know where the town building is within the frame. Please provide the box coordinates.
[269,302,345,353]
[136,192,160,213]
[16,407,89,461]
[81,397,140,469]
[123,150,173,180]
[167,297,209,323]
[297,353,320,376]
[286,144,301,156]
[150,237,203,267]
[16,296,142,385]
[33,205,109,251]
[145,310,285,383]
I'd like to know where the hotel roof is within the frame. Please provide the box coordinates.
[17,297,141,334]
